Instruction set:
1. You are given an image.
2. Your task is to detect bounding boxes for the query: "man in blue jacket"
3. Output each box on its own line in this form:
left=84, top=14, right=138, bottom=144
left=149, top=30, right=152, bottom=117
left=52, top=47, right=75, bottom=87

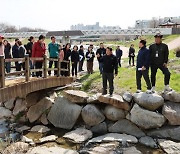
left=48, top=36, right=60, bottom=76
left=136, top=40, right=152, bottom=93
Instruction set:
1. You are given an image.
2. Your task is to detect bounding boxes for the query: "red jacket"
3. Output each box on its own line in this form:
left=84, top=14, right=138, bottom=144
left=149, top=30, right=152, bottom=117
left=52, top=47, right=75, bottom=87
left=32, top=41, right=46, bottom=58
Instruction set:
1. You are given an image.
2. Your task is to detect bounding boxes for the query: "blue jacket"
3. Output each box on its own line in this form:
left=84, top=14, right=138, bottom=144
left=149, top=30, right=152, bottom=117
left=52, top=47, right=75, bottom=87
left=116, top=49, right=123, bottom=58
left=136, top=47, right=150, bottom=70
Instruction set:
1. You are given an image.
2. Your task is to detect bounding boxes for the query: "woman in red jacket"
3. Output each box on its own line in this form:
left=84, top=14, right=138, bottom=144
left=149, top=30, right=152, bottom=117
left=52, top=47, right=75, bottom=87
left=32, top=35, right=46, bottom=77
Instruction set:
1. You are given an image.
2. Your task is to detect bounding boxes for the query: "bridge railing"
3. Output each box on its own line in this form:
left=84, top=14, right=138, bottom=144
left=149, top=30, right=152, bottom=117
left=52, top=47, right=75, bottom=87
left=0, top=55, right=70, bottom=88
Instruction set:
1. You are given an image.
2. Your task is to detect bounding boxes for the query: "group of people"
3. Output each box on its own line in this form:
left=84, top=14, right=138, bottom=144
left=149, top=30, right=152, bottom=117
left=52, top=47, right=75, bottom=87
left=0, top=33, right=173, bottom=95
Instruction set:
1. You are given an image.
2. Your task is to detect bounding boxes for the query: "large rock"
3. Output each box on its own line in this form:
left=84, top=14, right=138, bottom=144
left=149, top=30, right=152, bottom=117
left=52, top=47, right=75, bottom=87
left=63, top=90, right=88, bottom=103
left=4, top=98, right=15, bottom=110
left=91, top=122, right=108, bottom=135
left=87, top=133, right=138, bottom=144
left=133, top=92, right=164, bottom=111
left=162, top=90, right=180, bottom=103
left=126, top=104, right=166, bottom=129
left=123, top=92, right=133, bottom=103
left=63, top=128, right=92, bottom=143
left=87, top=93, right=101, bottom=103
left=147, top=126, right=180, bottom=141
left=48, top=97, right=82, bottom=129
left=104, top=105, right=125, bottom=121
left=16, top=125, right=31, bottom=133
left=13, top=99, right=26, bottom=116
left=26, top=92, right=42, bottom=108
left=98, top=94, right=130, bottom=111
left=30, top=125, right=50, bottom=133
left=27, top=97, right=53, bottom=123
left=0, top=107, right=12, bottom=119
left=39, top=135, right=58, bottom=143
left=81, top=104, right=105, bottom=126
left=40, top=113, right=48, bottom=125
left=139, top=136, right=157, bottom=148
left=108, top=119, right=145, bottom=138
left=26, top=146, right=78, bottom=154
left=3, top=142, right=29, bottom=154
left=162, top=101, right=180, bottom=125
left=158, top=139, right=180, bottom=154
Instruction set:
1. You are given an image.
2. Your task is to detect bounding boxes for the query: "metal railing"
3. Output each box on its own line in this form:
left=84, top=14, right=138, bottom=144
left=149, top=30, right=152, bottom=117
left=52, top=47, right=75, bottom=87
left=0, top=55, right=70, bottom=88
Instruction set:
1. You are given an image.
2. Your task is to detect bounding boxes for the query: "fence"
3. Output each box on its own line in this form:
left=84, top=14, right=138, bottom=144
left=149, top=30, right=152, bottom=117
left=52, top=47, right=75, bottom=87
left=0, top=55, right=70, bottom=88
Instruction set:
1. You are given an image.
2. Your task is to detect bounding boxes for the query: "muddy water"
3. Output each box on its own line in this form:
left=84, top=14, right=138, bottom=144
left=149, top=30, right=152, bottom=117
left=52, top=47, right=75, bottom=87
left=23, top=125, right=164, bottom=154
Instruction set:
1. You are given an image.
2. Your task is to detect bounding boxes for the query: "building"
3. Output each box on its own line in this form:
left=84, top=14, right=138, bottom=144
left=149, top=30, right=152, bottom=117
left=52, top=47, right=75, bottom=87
left=70, top=22, right=121, bottom=31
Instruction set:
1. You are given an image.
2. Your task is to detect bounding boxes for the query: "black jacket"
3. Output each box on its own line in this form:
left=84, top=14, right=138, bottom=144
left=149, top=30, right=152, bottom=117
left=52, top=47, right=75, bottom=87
left=149, top=43, right=169, bottom=66
left=25, top=42, right=33, bottom=57
left=129, top=47, right=135, bottom=57
left=78, top=49, right=85, bottom=61
left=4, top=43, right=11, bottom=59
left=116, top=49, right=123, bottom=58
left=137, top=46, right=150, bottom=69
left=102, top=54, right=118, bottom=74
left=19, top=46, right=25, bottom=58
left=71, top=50, right=79, bottom=63
left=86, top=51, right=95, bottom=62
left=12, top=44, right=19, bottom=58
left=63, top=48, right=71, bottom=61
left=96, top=47, right=106, bottom=62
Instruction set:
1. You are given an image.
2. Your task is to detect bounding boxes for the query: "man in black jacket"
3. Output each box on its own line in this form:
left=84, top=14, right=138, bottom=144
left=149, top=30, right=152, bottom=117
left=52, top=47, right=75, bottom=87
left=102, top=47, right=118, bottom=96
left=96, top=43, right=106, bottom=74
left=136, top=40, right=151, bottom=93
left=129, top=44, right=135, bottom=66
left=149, top=33, right=172, bottom=92
left=12, top=38, right=20, bottom=71
left=78, top=45, right=85, bottom=72
left=116, top=46, right=123, bottom=67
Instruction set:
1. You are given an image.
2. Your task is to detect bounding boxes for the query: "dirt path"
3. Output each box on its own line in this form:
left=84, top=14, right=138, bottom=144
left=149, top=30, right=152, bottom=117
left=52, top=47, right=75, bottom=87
left=168, top=37, right=180, bottom=50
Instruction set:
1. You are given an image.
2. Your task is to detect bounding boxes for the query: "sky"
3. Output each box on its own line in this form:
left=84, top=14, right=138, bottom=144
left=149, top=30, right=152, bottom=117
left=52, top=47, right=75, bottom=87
left=0, top=0, right=179, bottom=31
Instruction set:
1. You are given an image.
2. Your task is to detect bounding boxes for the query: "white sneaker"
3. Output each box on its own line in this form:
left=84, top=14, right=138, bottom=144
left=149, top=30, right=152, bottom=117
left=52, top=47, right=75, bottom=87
left=164, top=85, right=172, bottom=92
left=151, top=86, right=156, bottom=93
left=136, top=89, right=142, bottom=93
left=146, top=90, right=153, bottom=94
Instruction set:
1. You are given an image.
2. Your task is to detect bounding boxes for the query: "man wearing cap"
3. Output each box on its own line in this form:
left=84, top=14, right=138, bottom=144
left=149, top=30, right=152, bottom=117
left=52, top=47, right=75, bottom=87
left=136, top=40, right=151, bottom=93
left=149, top=33, right=172, bottom=92
left=0, top=36, right=5, bottom=56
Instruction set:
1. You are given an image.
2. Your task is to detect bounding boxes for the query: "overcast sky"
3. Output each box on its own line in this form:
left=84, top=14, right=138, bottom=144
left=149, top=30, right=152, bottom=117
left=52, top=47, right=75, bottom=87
left=0, top=0, right=179, bottom=31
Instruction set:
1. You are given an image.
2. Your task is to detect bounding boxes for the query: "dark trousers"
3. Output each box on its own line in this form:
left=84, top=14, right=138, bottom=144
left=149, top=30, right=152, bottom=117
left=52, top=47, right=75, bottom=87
left=117, top=57, right=122, bottom=67
left=129, top=56, right=135, bottom=66
left=15, top=62, right=20, bottom=71
left=87, top=61, right=93, bottom=74
left=61, top=61, right=69, bottom=76
left=19, top=63, right=25, bottom=71
left=79, top=60, right=84, bottom=72
left=102, top=72, right=114, bottom=95
left=29, top=60, right=35, bottom=76
left=48, top=59, right=58, bottom=76
left=5, top=62, right=11, bottom=73
left=99, top=62, right=103, bottom=74
left=72, top=62, right=78, bottom=76
left=151, top=65, right=171, bottom=87
left=35, top=62, right=43, bottom=77
left=136, top=69, right=151, bottom=90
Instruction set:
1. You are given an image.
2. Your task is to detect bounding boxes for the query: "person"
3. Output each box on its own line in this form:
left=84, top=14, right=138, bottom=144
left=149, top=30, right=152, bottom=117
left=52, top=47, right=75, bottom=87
left=61, top=43, right=71, bottom=76
left=3, top=40, right=12, bottom=73
left=25, top=36, right=35, bottom=76
left=86, top=46, right=95, bottom=74
left=48, top=36, right=60, bottom=76
left=78, top=45, right=85, bottom=72
left=96, top=43, right=106, bottom=74
left=129, top=44, right=135, bottom=66
left=12, top=38, right=20, bottom=71
left=32, top=35, right=46, bottom=77
left=136, top=40, right=152, bottom=93
left=102, top=47, right=118, bottom=96
left=17, top=41, right=26, bottom=70
left=149, top=33, right=172, bottom=92
left=71, top=45, right=79, bottom=77
left=116, top=46, right=123, bottom=67
left=0, top=36, right=4, bottom=56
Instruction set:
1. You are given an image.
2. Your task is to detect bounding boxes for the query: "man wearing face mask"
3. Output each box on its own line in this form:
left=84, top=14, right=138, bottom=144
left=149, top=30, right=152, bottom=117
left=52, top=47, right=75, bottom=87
left=149, top=33, right=172, bottom=93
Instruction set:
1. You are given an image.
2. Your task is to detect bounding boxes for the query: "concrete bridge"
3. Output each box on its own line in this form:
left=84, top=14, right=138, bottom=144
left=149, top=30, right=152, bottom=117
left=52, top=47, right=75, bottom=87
left=0, top=55, right=73, bottom=102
